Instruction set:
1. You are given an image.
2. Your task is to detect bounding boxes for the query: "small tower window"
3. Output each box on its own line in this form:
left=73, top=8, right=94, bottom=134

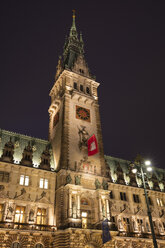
left=79, top=69, right=84, bottom=74
left=74, top=82, right=77, bottom=90
left=86, top=87, right=90, bottom=94
left=80, top=85, right=83, bottom=92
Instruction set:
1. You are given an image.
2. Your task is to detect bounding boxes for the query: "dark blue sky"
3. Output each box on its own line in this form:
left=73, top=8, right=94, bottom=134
left=0, top=0, right=165, bottom=168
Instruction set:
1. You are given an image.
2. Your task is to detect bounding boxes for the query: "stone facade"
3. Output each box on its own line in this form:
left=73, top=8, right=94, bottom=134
left=0, top=14, right=165, bottom=248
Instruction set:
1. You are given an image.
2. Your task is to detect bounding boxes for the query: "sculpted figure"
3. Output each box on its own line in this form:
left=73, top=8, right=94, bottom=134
left=95, top=179, right=101, bottom=189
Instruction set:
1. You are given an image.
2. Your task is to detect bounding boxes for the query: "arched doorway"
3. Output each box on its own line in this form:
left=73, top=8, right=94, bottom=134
left=11, top=242, right=20, bottom=248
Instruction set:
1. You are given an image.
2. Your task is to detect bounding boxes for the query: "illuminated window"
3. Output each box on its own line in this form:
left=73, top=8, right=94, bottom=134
left=15, top=206, right=25, bottom=223
left=36, top=208, right=46, bottom=225
left=157, top=198, right=164, bottom=207
left=39, top=178, right=48, bottom=189
left=35, top=244, right=44, bottom=248
left=0, top=204, right=4, bottom=221
left=11, top=242, right=20, bottom=248
left=81, top=212, right=87, bottom=229
left=19, top=175, right=29, bottom=186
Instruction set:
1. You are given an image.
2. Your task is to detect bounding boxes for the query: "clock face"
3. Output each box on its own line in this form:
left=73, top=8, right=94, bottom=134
left=76, top=105, right=90, bottom=122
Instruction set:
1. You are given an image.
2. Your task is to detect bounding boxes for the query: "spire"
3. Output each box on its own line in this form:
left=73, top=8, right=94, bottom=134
left=69, top=10, right=78, bottom=38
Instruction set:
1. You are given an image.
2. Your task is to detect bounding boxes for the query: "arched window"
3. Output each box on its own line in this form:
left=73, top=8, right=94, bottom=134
left=35, top=243, right=44, bottom=248
left=11, top=242, right=20, bottom=248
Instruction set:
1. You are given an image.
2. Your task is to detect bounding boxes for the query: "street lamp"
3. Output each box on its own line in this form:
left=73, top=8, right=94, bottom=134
left=131, top=158, right=158, bottom=248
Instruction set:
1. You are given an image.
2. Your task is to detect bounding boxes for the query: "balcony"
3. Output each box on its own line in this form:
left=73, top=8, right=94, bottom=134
left=0, top=221, right=56, bottom=232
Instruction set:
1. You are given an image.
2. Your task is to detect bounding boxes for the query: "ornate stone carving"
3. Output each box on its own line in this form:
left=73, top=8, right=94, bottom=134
left=78, top=126, right=89, bottom=152
left=75, top=175, right=81, bottom=185
left=95, top=179, right=101, bottom=189
left=66, top=174, right=72, bottom=184
left=102, top=179, right=108, bottom=190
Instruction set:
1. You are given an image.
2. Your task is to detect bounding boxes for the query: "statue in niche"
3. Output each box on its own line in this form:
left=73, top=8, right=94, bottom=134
left=6, top=205, right=14, bottom=220
left=55, top=56, right=63, bottom=80
left=75, top=175, right=81, bottom=185
left=95, top=179, right=101, bottom=189
left=29, top=209, right=34, bottom=221
left=132, top=219, right=139, bottom=231
left=66, top=174, right=72, bottom=184
left=78, top=126, right=89, bottom=151
left=118, top=218, right=123, bottom=230
left=102, top=179, right=108, bottom=190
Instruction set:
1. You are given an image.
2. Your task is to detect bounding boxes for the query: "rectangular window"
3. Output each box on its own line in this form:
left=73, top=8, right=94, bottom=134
left=19, top=175, right=29, bottom=186
left=24, top=176, right=29, bottom=186
left=36, top=208, right=46, bottom=225
left=123, top=217, right=130, bottom=224
left=86, top=86, right=90, bottom=94
left=19, top=175, right=24, bottom=185
left=40, top=178, right=44, bottom=188
left=39, top=178, right=48, bottom=189
left=15, top=206, right=25, bottom=223
left=0, top=171, right=10, bottom=182
left=133, top=194, right=140, bottom=203
left=44, top=179, right=48, bottom=189
left=157, top=198, right=164, bottom=207
left=80, top=84, right=83, bottom=92
left=148, top=197, right=152, bottom=205
left=109, top=191, right=114, bottom=199
left=120, top=192, right=127, bottom=201
left=137, top=219, right=143, bottom=224
left=74, top=82, right=77, bottom=89
left=0, top=204, right=4, bottom=221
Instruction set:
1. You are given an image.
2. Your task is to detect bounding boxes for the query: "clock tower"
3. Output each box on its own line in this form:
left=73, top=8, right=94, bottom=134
left=49, top=12, right=106, bottom=177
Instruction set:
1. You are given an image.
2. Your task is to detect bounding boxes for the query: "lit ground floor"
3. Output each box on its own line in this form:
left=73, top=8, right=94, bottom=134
left=0, top=228, right=165, bottom=248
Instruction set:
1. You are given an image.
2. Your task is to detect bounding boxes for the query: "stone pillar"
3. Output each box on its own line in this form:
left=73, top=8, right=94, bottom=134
left=77, top=194, right=80, bottom=218
left=99, top=198, right=103, bottom=220
left=106, top=199, right=110, bottom=220
left=68, top=192, right=72, bottom=217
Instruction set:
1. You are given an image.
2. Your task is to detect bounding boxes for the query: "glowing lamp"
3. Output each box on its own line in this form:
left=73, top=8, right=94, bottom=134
left=132, top=168, right=137, bottom=174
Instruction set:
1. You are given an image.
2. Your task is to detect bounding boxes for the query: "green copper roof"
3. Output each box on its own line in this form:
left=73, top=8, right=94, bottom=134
left=0, top=129, right=55, bottom=169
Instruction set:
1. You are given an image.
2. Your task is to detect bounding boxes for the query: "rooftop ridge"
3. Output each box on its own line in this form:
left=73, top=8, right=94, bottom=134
left=0, top=128, right=49, bottom=144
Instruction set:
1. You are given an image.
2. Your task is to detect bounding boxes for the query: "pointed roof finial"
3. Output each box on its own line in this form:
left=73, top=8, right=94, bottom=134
left=72, top=9, right=76, bottom=18
left=72, top=9, right=76, bottom=29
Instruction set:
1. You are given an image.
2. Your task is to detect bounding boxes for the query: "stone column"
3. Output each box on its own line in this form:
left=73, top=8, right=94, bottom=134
left=99, top=198, right=103, bottom=220
left=106, top=199, right=110, bottom=220
left=77, top=194, right=80, bottom=218
left=68, top=192, right=72, bottom=217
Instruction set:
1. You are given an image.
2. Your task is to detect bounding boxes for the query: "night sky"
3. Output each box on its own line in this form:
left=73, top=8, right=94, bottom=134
left=0, top=1, right=165, bottom=168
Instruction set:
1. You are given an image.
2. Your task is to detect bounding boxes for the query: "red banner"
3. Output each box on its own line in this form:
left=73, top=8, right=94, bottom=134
left=88, top=134, right=98, bottom=156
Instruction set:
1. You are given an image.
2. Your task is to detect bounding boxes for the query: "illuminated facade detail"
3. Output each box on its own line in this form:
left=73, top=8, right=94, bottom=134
left=0, top=14, right=165, bottom=248
left=19, top=175, right=29, bottom=186
left=39, top=178, right=48, bottom=189
left=36, top=208, right=46, bottom=225
left=15, top=206, right=25, bottom=223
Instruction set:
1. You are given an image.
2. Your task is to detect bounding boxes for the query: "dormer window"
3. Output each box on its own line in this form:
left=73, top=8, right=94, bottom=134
left=80, top=85, right=83, bottom=92
left=74, top=82, right=77, bottom=90
left=86, top=87, right=90, bottom=94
